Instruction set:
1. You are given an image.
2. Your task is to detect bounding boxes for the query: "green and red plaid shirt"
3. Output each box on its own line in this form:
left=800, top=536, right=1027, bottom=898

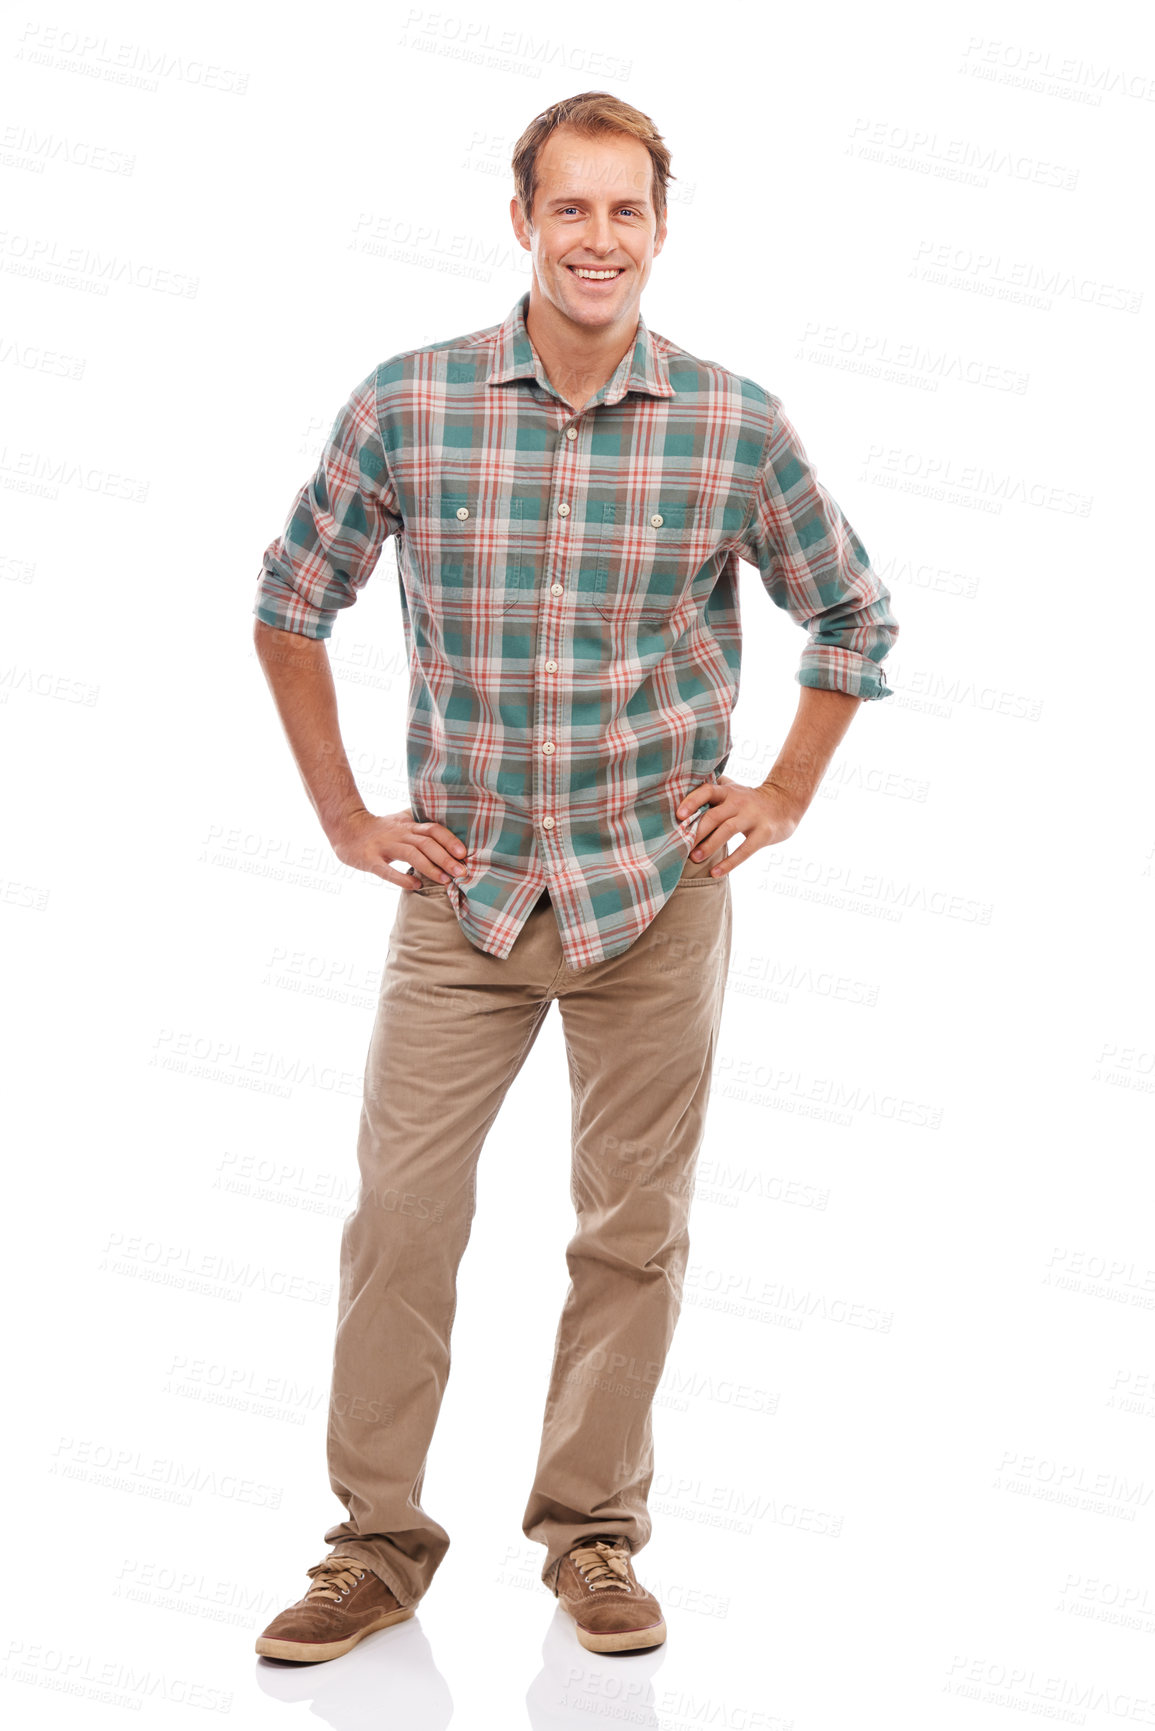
left=254, top=291, right=898, bottom=971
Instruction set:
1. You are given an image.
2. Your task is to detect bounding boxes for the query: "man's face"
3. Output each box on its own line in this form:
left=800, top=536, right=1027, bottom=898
left=511, top=125, right=666, bottom=330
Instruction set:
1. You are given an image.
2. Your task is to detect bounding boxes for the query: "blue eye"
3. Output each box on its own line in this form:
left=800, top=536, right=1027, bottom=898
left=558, top=206, right=640, bottom=218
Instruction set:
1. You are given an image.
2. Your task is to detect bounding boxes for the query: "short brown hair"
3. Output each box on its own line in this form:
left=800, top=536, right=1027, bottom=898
left=512, top=91, right=674, bottom=233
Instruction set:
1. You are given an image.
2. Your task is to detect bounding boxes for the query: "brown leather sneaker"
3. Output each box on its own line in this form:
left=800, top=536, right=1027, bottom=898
left=255, top=1555, right=414, bottom=1662
left=554, top=1536, right=667, bottom=1653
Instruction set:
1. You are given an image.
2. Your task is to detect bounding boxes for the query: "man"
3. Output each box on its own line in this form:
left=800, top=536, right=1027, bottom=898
left=251, top=91, right=898, bottom=1663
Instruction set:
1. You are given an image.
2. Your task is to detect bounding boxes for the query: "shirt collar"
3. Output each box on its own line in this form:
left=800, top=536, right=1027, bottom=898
left=487, top=290, right=675, bottom=407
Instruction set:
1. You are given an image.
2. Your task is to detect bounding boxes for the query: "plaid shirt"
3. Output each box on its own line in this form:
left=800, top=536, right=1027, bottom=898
left=254, top=291, right=898, bottom=971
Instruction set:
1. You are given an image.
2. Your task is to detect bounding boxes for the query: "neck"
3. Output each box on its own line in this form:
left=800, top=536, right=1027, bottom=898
left=524, top=288, right=638, bottom=413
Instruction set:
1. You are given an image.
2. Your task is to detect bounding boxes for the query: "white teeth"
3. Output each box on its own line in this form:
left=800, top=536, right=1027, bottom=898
left=571, top=267, right=622, bottom=280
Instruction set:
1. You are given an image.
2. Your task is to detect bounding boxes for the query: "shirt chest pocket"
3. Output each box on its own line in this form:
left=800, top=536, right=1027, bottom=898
left=590, top=498, right=728, bottom=621
left=412, top=485, right=529, bottom=615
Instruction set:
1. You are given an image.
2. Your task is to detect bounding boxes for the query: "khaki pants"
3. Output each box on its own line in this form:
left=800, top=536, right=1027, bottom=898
left=322, top=844, right=733, bottom=1606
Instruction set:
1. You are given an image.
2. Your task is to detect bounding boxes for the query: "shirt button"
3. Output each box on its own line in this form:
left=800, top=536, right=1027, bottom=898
left=550, top=582, right=564, bottom=596
left=557, top=502, right=570, bottom=517
left=650, top=513, right=663, bottom=528
left=542, top=816, right=556, bottom=830
left=456, top=507, right=470, bottom=521
left=565, top=427, right=577, bottom=441
left=542, top=741, right=556, bottom=755
left=545, top=659, right=558, bottom=672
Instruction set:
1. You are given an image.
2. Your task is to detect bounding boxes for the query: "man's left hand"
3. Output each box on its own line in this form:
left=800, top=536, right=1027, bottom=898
left=674, top=776, right=805, bottom=878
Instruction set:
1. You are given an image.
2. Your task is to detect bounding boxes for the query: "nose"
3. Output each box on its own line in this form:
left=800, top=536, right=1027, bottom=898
left=581, top=211, right=615, bottom=255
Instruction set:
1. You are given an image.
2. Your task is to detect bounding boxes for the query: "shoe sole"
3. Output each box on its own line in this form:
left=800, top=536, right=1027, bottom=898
left=255, top=1605, right=415, bottom=1662
left=573, top=1616, right=667, bottom=1654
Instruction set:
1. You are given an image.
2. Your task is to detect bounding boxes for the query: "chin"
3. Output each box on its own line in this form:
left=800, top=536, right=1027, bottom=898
left=556, top=279, right=630, bottom=314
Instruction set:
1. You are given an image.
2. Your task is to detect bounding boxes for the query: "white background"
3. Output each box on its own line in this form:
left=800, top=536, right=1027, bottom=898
left=3, top=0, right=1153, bottom=1725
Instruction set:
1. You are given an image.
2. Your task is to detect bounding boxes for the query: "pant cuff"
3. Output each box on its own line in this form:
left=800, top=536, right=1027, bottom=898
left=323, top=1542, right=417, bottom=1610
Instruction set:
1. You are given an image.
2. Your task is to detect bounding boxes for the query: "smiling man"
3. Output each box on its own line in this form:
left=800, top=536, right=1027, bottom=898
left=252, top=91, right=898, bottom=1663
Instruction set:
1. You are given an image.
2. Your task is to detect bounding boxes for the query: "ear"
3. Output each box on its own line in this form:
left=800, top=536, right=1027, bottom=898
left=510, top=196, right=532, bottom=252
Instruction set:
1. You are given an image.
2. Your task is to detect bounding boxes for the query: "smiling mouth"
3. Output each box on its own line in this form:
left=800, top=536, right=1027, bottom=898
left=566, top=265, right=626, bottom=282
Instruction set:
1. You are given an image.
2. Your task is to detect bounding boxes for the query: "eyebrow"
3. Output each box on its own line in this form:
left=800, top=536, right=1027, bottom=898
left=543, top=192, right=651, bottom=211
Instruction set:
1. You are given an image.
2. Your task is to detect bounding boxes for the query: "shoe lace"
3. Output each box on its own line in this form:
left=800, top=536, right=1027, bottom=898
left=570, top=1539, right=632, bottom=1591
left=303, top=1556, right=366, bottom=1604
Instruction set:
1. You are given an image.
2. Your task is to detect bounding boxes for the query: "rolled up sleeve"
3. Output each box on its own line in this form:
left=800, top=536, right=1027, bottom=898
left=253, top=365, right=402, bottom=640
left=738, top=396, right=899, bottom=700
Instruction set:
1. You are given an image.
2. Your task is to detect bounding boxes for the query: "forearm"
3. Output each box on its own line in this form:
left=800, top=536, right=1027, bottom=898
left=253, top=620, right=367, bottom=842
left=759, top=686, right=862, bottom=819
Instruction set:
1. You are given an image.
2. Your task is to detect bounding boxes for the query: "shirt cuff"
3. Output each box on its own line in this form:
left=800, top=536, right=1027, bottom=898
left=252, top=574, right=336, bottom=641
left=798, top=647, right=894, bottom=701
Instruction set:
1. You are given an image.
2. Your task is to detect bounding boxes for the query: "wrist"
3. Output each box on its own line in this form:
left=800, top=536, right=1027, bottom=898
left=758, top=775, right=811, bottom=826
left=320, top=800, right=370, bottom=848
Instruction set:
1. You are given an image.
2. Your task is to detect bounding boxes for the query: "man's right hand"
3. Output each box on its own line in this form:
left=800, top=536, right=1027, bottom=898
left=251, top=625, right=466, bottom=892
left=328, top=808, right=469, bottom=892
